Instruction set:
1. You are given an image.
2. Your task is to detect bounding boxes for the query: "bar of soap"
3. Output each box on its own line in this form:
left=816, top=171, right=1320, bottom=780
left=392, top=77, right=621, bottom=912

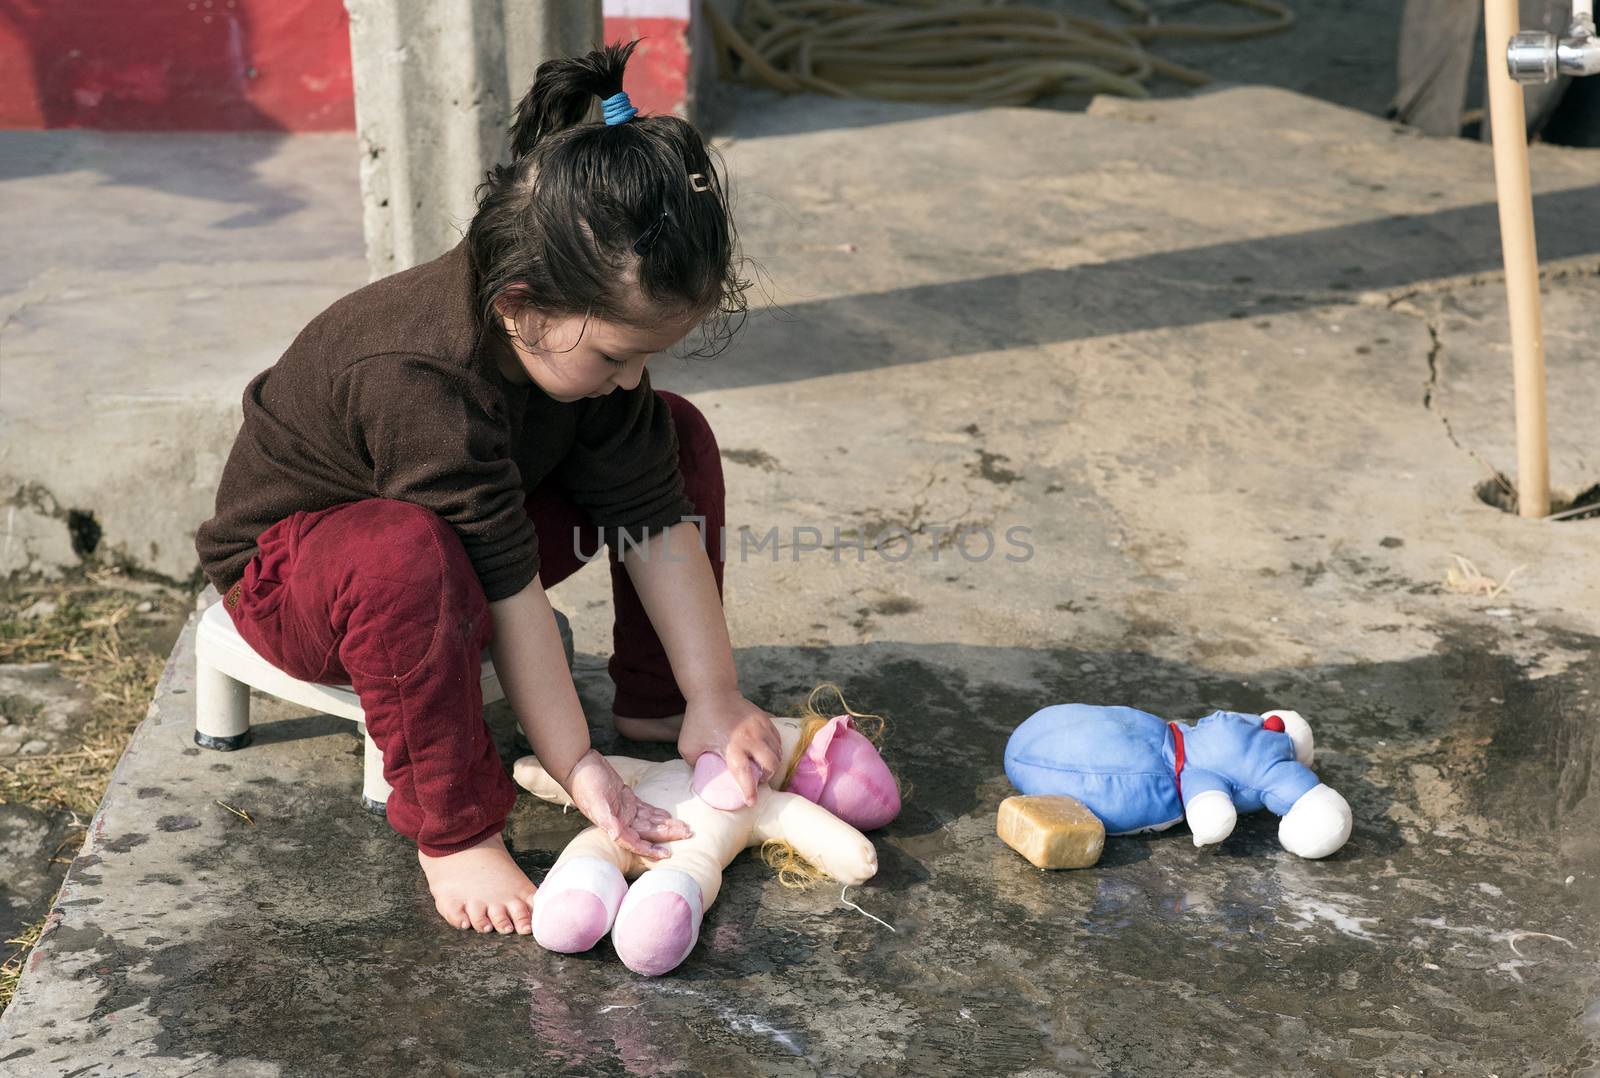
left=997, top=795, right=1105, bottom=869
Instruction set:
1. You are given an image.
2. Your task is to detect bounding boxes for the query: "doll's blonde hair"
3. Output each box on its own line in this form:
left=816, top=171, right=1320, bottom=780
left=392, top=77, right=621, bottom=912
left=760, top=683, right=893, bottom=889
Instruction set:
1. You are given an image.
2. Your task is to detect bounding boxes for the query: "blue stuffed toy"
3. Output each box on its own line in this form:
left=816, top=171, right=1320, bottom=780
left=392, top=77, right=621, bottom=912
left=1004, top=705, right=1352, bottom=858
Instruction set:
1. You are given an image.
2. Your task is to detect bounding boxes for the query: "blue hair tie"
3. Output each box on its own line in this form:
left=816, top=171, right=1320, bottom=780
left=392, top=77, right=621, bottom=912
left=601, top=91, right=637, bottom=126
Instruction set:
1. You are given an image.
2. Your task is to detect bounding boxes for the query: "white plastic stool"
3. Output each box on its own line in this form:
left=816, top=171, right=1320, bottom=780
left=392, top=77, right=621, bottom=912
left=194, top=600, right=505, bottom=815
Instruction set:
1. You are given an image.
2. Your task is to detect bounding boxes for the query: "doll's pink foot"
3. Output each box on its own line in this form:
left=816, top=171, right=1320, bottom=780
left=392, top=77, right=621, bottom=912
left=532, top=857, right=628, bottom=953
left=611, top=868, right=704, bottom=976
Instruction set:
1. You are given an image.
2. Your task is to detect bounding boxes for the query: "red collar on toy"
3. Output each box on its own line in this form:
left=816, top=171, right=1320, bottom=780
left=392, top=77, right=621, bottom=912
left=1167, top=721, right=1186, bottom=801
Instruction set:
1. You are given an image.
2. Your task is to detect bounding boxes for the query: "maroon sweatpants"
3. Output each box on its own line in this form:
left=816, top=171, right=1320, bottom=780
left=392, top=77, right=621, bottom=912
left=223, top=391, right=725, bottom=856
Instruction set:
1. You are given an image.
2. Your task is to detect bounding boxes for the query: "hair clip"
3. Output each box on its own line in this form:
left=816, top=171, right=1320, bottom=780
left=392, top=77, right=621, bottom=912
left=689, top=173, right=711, bottom=193
left=632, top=210, right=670, bottom=256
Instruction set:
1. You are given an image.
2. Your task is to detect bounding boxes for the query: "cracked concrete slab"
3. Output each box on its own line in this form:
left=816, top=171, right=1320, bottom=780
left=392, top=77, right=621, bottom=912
left=1404, top=272, right=1600, bottom=500
left=3, top=87, right=1600, bottom=1075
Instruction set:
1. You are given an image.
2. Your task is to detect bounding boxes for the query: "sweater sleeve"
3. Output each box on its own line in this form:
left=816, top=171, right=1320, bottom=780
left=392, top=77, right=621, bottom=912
left=556, top=369, right=694, bottom=551
left=337, top=354, right=538, bottom=601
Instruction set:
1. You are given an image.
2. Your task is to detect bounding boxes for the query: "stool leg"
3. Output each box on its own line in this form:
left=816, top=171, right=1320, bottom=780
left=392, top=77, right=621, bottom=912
left=361, top=724, right=391, bottom=816
left=195, top=657, right=252, bottom=751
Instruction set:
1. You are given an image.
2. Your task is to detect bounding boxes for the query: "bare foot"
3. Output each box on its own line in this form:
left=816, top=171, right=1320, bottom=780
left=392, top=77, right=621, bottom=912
left=614, top=713, right=684, bottom=743
left=418, top=833, right=537, bottom=935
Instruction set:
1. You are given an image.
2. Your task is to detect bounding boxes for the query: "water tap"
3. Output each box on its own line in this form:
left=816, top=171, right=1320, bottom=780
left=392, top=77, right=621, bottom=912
left=1508, top=0, right=1600, bottom=82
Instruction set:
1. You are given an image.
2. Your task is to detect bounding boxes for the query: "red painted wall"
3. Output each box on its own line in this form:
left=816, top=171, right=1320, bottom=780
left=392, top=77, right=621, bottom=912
left=0, top=0, right=353, bottom=130
left=607, top=17, right=690, bottom=118
left=0, top=2, right=690, bottom=131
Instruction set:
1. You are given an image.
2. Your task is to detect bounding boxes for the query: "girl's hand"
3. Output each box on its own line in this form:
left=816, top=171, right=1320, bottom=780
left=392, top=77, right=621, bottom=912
left=563, top=749, right=691, bottom=859
left=679, top=691, right=783, bottom=806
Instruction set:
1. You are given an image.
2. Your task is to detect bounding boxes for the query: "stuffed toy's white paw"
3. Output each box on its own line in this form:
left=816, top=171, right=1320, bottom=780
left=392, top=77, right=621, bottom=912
left=1185, top=789, right=1238, bottom=847
left=1277, top=783, right=1353, bottom=859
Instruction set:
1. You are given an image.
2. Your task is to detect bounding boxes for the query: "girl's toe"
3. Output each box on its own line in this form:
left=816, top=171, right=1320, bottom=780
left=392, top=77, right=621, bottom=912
left=467, top=901, right=493, bottom=933
left=489, top=905, right=516, bottom=934
left=436, top=899, right=469, bottom=929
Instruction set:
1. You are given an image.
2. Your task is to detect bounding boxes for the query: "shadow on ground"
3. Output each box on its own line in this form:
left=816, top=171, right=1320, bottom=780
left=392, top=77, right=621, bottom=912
left=0, top=131, right=308, bottom=230
left=666, top=184, right=1600, bottom=393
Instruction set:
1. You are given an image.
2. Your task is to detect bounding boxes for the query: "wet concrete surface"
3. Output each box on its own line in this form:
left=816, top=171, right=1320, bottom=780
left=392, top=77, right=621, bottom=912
left=4, top=87, right=1600, bottom=1074
left=2, top=614, right=1598, bottom=1075
left=0, top=802, right=75, bottom=946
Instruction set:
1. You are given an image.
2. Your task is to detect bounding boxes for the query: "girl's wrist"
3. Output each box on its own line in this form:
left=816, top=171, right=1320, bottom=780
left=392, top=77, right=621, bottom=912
left=557, top=747, right=602, bottom=791
left=682, top=682, right=742, bottom=707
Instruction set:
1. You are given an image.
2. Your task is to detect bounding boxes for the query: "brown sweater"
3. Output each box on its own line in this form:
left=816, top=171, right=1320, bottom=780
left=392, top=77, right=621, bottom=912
left=195, top=242, right=693, bottom=602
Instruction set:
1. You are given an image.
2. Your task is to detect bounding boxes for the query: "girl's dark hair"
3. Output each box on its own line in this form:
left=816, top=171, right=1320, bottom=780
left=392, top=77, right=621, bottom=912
left=467, top=41, right=746, bottom=356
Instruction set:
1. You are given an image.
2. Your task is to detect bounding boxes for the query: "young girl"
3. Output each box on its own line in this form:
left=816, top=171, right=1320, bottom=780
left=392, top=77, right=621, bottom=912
left=194, top=43, right=781, bottom=937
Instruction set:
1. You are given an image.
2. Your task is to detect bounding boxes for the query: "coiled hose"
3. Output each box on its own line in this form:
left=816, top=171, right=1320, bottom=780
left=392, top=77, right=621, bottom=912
left=703, top=0, right=1296, bottom=104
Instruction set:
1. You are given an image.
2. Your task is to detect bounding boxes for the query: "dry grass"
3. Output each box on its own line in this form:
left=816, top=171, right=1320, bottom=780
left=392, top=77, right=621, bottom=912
left=0, top=570, right=175, bottom=815
left=0, top=918, right=46, bottom=1014
left=0, top=569, right=188, bottom=1017
left=1443, top=554, right=1525, bottom=599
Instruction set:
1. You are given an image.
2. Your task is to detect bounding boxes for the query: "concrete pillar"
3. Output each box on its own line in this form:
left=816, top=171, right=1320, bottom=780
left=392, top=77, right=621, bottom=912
left=346, top=0, right=603, bottom=279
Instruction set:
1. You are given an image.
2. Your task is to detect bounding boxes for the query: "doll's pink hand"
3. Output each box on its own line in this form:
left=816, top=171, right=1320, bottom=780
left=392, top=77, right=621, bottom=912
left=678, top=691, right=781, bottom=806
left=564, top=750, right=692, bottom=859
left=691, top=753, right=765, bottom=811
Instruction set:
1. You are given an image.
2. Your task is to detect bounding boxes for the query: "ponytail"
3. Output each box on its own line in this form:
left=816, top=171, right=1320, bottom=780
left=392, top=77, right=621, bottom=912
left=468, top=41, right=747, bottom=357
left=508, top=41, right=635, bottom=161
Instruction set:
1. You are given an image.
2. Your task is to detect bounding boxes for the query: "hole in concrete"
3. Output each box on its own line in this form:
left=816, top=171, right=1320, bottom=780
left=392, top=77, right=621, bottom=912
left=66, top=509, right=101, bottom=557
left=1476, top=475, right=1600, bottom=522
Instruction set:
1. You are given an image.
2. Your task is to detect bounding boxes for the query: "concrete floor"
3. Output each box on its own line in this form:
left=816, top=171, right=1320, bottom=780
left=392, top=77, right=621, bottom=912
left=3, top=87, right=1600, bottom=1075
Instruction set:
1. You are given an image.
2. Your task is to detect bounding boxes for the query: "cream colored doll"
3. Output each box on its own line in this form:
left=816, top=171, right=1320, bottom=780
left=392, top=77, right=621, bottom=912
left=513, top=697, right=900, bottom=976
